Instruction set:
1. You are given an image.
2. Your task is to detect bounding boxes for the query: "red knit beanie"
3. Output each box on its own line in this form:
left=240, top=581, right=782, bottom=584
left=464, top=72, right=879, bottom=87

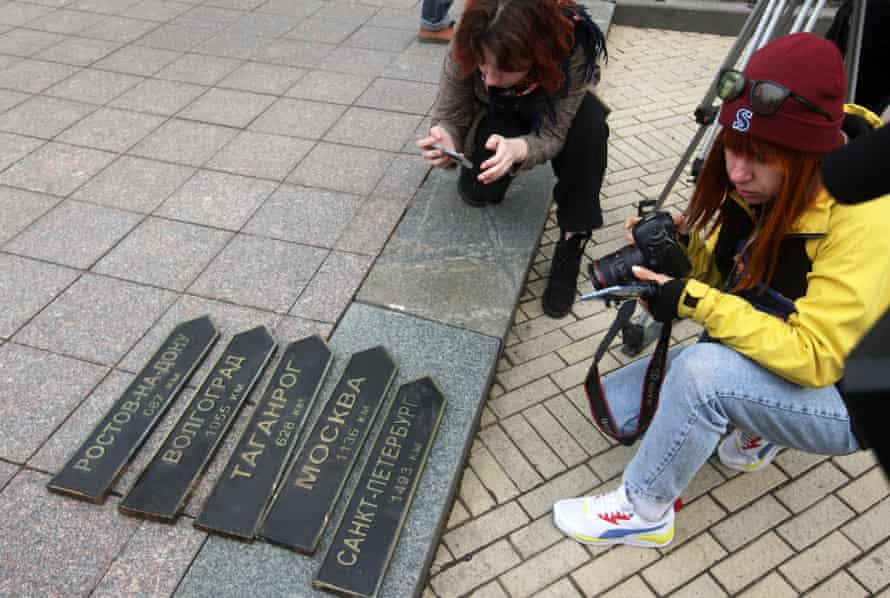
left=718, top=32, right=847, bottom=153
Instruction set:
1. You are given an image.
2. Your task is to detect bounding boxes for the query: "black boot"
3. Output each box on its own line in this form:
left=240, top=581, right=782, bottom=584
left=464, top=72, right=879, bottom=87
left=542, top=231, right=590, bottom=318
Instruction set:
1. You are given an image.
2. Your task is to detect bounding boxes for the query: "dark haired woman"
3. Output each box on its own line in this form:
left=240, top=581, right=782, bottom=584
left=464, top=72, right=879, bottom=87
left=552, top=33, right=890, bottom=548
left=418, top=0, right=609, bottom=318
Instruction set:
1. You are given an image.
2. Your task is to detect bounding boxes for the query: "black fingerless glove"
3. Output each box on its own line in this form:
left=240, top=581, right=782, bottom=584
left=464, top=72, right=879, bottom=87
left=646, top=279, right=687, bottom=323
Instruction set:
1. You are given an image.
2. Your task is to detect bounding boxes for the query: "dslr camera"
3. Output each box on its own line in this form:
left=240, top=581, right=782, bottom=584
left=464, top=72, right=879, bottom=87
left=589, top=211, right=692, bottom=290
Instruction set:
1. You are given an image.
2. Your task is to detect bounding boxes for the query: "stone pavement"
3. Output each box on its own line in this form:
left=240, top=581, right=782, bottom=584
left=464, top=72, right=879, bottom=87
left=0, top=0, right=887, bottom=597
left=424, top=23, right=890, bottom=598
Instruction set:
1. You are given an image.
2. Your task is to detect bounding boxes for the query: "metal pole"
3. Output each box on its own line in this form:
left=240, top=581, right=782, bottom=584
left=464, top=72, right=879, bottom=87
left=845, top=0, right=867, bottom=103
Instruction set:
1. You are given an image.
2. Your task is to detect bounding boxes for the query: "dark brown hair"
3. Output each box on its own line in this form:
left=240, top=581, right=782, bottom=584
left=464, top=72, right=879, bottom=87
left=452, top=0, right=575, bottom=94
left=686, top=128, right=825, bottom=291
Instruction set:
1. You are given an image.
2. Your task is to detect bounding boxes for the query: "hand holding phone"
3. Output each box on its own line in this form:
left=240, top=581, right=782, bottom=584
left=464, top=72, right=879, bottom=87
left=430, top=143, right=474, bottom=169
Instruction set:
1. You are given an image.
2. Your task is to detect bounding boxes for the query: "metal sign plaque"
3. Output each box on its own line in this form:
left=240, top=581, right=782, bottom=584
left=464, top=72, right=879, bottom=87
left=47, top=316, right=219, bottom=503
left=194, top=335, right=333, bottom=540
left=119, top=326, right=276, bottom=522
left=314, top=378, right=446, bottom=598
left=259, top=346, right=397, bottom=554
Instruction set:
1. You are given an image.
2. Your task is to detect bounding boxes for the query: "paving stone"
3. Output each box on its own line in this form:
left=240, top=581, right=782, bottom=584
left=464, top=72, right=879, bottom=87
left=711, top=494, right=791, bottom=552
left=447, top=499, right=471, bottom=530
left=178, top=87, right=275, bottom=128
left=468, top=444, right=520, bottom=504
left=325, top=106, right=422, bottom=152
left=366, top=7, right=419, bottom=30
left=807, top=571, right=870, bottom=598
left=497, top=353, right=564, bottom=391
left=6, top=199, right=141, bottom=268
left=0, top=28, right=64, bottom=57
left=683, top=461, right=728, bottom=503
left=0, top=343, right=108, bottom=462
left=45, top=68, right=142, bottom=105
left=156, top=169, right=277, bottom=231
left=479, top=424, right=543, bottom=492
left=0, top=460, right=18, bottom=490
left=833, top=450, right=880, bottom=477
left=193, top=29, right=267, bottom=59
left=470, top=581, right=510, bottom=598
left=774, top=461, right=849, bottom=513
left=135, top=20, right=224, bottom=52
left=217, top=61, right=306, bottom=95
left=289, top=250, right=372, bottom=322
left=0, top=87, right=29, bottom=113
left=205, top=131, right=311, bottom=181
left=93, top=216, right=232, bottom=290
left=109, top=78, right=207, bottom=115
left=506, top=329, right=573, bottom=365
left=345, top=25, right=416, bottom=53
left=178, top=4, right=243, bottom=22
left=224, top=11, right=298, bottom=35
left=273, top=315, right=332, bottom=342
left=251, top=38, right=334, bottom=68
left=58, top=107, right=166, bottom=153
left=249, top=97, right=345, bottom=140
left=737, top=571, right=798, bottom=598
left=519, top=465, right=598, bottom=519
left=0, top=186, right=60, bottom=246
left=124, top=0, right=192, bottom=21
left=0, top=131, right=42, bottom=174
left=838, top=467, right=890, bottom=513
left=334, top=192, right=411, bottom=256
left=665, top=495, right=726, bottom=552
left=256, top=0, right=323, bottom=18
left=383, top=51, right=442, bottom=84
left=318, top=46, right=397, bottom=77
left=711, top=531, right=794, bottom=594
left=459, top=466, right=496, bottom=517
left=571, top=544, right=659, bottom=595
left=285, top=15, right=360, bottom=44
left=587, top=444, right=637, bottom=482
left=429, top=540, right=521, bottom=598
left=81, top=15, right=161, bottom=43
left=601, top=576, right=656, bottom=598
left=29, top=8, right=105, bottom=34
left=189, top=234, right=326, bottom=313
left=842, top=497, right=890, bottom=551
left=500, top=538, right=589, bottom=598
left=485, top=377, right=560, bottom=419
left=642, top=533, right=727, bottom=595
left=525, top=403, right=588, bottom=467
left=15, top=273, right=176, bottom=365
left=244, top=183, right=362, bottom=246
left=0, top=3, right=53, bottom=27
left=502, top=412, right=565, bottom=478
left=284, top=68, right=373, bottom=104
left=0, top=95, right=96, bottom=139
left=372, top=152, right=430, bottom=199
left=92, top=517, right=207, bottom=598
left=779, top=531, right=861, bottom=592
left=671, top=574, right=728, bottom=598
left=0, top=254, right=78, bottom=339
left=545, top=393, right=612, bottom=457
left=0, top=58, right=80, bottom=94
left=711, top=464, right=788, bottom=512
left=288, top=142, right=392, bottom=195
left=28, top=370, right=130, bottom=472
left=72, top=156, right=194, bottom=213
left=93, top=44, right=182, bottom=76
left=444, top=501, right=528, bottom=559
left=849, top=540, right=890, bottom=594
left=774, top=448, right=828, bottom=478
left=0, top=470, right=140, bottom=596
left=778, top=494, right=856, bottom=551
left=3, top=141, right=116, bottom=197
left=129, top=119, right=237, bottom=167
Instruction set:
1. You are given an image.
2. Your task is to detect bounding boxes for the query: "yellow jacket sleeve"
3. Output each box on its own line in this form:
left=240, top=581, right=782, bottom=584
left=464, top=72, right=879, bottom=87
left=678, top=195, right=890, bottom=387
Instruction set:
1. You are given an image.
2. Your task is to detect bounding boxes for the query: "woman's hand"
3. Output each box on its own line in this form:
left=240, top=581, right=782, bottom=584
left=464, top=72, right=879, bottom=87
left=631, top=265, right=673, bottom=286
left=418, top=126, right=458, bottom=168
left=479, top=135, right=528, bottom=183
left=623, top=212, right=688, bottom=244
left=633, top=265, right=687, bottom=323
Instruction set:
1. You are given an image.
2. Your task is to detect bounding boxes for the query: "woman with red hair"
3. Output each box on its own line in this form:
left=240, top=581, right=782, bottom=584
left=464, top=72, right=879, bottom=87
left=554, top=33, right=890, bottom=548
left=418, top=0, right=609, bottom=319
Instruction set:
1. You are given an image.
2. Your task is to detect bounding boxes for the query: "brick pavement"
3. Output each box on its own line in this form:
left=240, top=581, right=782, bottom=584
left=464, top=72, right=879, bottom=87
left=424, top=25, right=890, bottom=598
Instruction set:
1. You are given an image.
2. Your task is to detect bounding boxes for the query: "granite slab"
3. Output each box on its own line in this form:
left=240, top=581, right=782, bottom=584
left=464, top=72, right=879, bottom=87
left=175, top=301, right=500, bottom=598
left=357, top=166, right=555, bottom=339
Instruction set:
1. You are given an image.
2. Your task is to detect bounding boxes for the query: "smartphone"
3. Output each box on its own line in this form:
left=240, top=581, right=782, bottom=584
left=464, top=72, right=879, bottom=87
left=430, top=143, right=474, bottom=169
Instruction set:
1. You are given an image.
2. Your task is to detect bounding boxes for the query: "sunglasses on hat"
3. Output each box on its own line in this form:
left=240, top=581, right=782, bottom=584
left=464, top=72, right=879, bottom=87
left=717, top=69, right=834, bottom=122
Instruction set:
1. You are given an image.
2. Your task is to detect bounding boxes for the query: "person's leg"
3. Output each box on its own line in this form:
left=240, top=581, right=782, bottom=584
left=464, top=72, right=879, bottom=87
left=544, top=92, right=609, bottom=317
left=623, top=342, right=859, bottom=507
left=419, top=0, right=454, bottom=42
left=458, top=107, right=528, bottom=206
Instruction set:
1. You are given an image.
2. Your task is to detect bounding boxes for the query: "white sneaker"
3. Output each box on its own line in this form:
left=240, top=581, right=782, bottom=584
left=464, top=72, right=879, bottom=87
left=553, top=484, right=674, bottom=548
left=718, top=429, right=781, bottom=472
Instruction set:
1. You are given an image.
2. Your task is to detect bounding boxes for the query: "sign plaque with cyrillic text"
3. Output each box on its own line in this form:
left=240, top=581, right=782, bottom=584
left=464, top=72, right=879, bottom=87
left=119, top=326, right=276, bottom=522
left=47, top=316, right=219, bottom=503
left=260, top=346, right=397, bottom=554
left=195, top=335, right=333, bottom=540
left=314, top=377, right=446, bottom=598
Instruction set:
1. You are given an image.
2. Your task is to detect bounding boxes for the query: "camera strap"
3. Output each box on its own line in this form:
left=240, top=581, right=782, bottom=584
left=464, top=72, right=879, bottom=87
left=584, top=300, right=673, bottom=446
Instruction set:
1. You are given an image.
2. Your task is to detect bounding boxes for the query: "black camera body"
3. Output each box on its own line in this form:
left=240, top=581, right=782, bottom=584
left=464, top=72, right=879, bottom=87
left=589, top=211, right=692, bottom=290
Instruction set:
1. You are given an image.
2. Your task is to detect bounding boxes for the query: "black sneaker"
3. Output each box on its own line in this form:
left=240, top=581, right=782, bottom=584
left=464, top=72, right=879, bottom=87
left=542, top=231, right=589, bottom=318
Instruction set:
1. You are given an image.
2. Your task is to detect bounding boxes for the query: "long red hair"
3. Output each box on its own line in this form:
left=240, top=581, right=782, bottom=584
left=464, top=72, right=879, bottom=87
left=686, top=129, right=825, bottom=291
left=452, top=0, right=576, bottom=94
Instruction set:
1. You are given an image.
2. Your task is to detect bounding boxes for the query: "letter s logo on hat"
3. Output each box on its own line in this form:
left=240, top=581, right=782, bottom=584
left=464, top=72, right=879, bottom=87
left=732, top=108, right=753, bottom=132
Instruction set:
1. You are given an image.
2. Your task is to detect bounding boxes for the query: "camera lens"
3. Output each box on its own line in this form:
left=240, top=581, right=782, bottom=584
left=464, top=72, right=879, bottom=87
left=589, top=245, right=644, bottom=289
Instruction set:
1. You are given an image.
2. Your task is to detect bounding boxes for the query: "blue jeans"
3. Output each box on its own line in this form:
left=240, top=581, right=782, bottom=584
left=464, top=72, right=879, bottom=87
left=421, top=0, right=453, bottom=30
left=603, top=342, right=859, bottom=504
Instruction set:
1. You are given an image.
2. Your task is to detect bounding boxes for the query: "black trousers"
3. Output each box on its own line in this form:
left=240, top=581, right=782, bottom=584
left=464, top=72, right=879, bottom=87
left=460, top=92, right=609, bottom=231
